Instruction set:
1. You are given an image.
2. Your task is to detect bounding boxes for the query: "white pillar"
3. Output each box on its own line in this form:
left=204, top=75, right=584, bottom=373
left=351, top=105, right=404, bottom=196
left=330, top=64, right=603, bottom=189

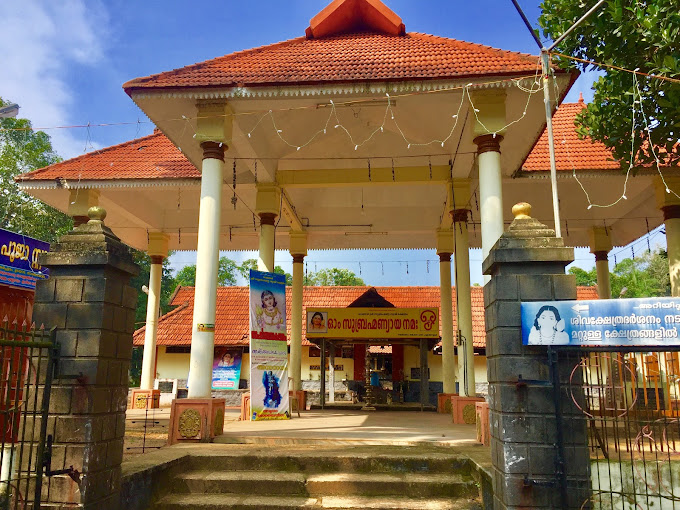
left=475, top=135, right=504, bottom=282
left=436, top=229, right=455, bottom=394
left=329, top=343, right=336, bottom=403
left=589, top=226, right=613, bottom=299
left=188, top=142, right=224, bottom=398
left=289, top=233, right=307, bottom=392
left=664, top=207, right=680, bottom=297
left=140, top=254, right=164, bottom=390
left=452, top=209, right=476, bottom=396
left=255, top=185, right=281, bottom=273
left=258, top=214, right=276, bottom=272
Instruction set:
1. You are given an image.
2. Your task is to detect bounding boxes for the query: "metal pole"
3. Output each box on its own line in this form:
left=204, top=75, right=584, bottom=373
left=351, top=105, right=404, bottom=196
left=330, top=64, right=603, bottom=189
left=542, top=49, right=562, bottom=238
left=548, top=0, right=607, bottom=52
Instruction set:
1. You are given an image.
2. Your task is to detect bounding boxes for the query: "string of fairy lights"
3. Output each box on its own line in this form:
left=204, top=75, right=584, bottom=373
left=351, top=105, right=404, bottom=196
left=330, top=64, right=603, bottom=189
left=2, top=42, right=677, bottom=278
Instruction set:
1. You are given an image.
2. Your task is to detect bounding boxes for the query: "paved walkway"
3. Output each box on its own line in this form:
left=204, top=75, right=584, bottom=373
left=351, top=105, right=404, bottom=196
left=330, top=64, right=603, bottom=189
left=215, top=410, right=478, bottom=447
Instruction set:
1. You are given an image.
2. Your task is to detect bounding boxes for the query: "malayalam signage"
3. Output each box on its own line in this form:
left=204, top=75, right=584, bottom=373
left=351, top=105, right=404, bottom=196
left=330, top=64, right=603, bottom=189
left=0, top=229, right=49, bottom=290
left=305, top=307, right=439, bottom=339
left=521, top=297, right=680, bottom=347
left=249, top=270, right=289, bottom=420
left=212, top=347, right=242, bottom=390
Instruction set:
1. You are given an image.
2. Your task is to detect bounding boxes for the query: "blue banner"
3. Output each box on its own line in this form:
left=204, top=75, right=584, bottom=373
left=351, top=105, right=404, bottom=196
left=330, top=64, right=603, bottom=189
left=0, top=229, right=50, bottom=290
left=212, top=348, right=242, bottom=390
left=521, top=297, right=680, bottom=347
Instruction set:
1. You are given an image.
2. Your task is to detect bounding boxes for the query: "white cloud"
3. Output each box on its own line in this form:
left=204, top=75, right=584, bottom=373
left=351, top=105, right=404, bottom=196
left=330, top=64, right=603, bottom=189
left=0, top=0, right=108, bottom=159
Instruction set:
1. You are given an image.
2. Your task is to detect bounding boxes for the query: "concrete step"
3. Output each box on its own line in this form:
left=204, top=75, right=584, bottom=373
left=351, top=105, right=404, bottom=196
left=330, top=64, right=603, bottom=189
left=173, top=471, right=307, bottom=496
left=171, top=470, right=476, bottom=499
left=187, top=451, right=471, bottom=476
left=153, top=494, right=482, bottom=510
left=305, top=472, right=478, bottom=499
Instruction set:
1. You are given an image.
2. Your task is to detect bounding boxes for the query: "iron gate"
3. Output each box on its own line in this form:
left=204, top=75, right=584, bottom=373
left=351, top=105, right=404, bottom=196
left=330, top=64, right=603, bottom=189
left=557, top=346, right=680, bottom=509
left=0, top=319, right=57, bottom=510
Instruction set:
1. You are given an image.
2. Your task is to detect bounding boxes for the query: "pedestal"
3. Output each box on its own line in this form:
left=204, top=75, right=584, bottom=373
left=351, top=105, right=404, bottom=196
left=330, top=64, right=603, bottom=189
left=437, top=393, right=457, bottom=414
left=476, top=401, right=490, bottom=445
left=450, top=395, right=485, bottom=424
left=168, top=398, right=226, bottom=445
left=130, top=389, right=160, bottom=409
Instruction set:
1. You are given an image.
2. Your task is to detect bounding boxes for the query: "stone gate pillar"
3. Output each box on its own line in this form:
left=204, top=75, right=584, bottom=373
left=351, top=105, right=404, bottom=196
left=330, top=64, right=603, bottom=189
left=31, top=207, right=139, bottom=510
left=483, top=203, right=590, bottom=509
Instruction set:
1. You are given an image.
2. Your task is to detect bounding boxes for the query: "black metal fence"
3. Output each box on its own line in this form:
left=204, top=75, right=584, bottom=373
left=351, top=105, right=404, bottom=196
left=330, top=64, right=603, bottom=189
left=558, top=347, right=680, bottom=509
left=0, top=319, right=57, bottom=510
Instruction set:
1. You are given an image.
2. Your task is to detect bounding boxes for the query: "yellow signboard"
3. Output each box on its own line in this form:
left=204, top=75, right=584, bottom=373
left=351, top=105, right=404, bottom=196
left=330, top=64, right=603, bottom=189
left=306, top=307, right=439, bottom=339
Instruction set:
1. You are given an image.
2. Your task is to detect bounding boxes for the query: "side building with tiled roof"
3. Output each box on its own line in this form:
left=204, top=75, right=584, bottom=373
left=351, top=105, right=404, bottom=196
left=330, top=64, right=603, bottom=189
left=133, top=285, right=598, bottom=397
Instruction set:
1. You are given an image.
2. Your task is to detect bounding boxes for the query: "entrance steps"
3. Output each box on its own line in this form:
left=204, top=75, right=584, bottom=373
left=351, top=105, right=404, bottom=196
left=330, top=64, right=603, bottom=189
left=152, top=445, right=483, bottom=509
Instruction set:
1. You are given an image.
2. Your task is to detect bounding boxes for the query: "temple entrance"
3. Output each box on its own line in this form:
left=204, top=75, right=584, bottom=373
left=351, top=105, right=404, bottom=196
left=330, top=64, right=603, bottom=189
left=308, top=288, right=439, bottom=411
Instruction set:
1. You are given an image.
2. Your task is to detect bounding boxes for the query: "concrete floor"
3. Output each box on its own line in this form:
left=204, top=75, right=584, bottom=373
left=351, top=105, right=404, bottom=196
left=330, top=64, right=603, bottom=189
left=124, top=408, right=478, bottom=447
left=215, top=410, right=478, bottom=447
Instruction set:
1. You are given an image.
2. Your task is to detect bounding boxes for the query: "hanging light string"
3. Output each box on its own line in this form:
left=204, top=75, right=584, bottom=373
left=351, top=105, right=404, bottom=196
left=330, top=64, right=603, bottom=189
left=550, top=52, right=680, bottom=85
left=551, top=69, right=679, bottom=210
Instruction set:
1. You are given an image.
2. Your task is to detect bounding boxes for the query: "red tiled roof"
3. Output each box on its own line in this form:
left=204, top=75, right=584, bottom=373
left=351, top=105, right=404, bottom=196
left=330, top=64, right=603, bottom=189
left=123, top=32, right=541, bottom=92
left=523, top=99, right=619, bottom=172
left=18, top=131, right=198, bottom=182
left=133, top=285, right=599, bottom=350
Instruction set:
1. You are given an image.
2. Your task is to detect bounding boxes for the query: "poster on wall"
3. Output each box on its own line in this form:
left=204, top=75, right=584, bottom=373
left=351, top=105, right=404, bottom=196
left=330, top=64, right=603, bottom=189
left=249, top=270, right=289, bottom=420
left=212, top=348, right=243, bottom=390
left=0, top=229, right=50, bottom=290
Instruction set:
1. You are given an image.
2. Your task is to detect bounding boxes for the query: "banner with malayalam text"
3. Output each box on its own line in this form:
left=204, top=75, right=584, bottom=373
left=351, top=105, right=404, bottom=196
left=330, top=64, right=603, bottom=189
left=0, top=229, right=49, bottom=290
left=249, top=270, right=289, bottom=420
left=305, top=307, right=439, bottom=339
left=521, top=297, right=680, bottom=347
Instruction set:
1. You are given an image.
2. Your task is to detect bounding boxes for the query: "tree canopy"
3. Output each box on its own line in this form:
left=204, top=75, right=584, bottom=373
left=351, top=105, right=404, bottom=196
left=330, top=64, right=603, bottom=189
left=539, top=0, right=679, bottom=167
left=304, top=267, right=365, bottom=286
left=569, top=249, right=670, bottom=298
left=0, top=98, right=72, bottom=242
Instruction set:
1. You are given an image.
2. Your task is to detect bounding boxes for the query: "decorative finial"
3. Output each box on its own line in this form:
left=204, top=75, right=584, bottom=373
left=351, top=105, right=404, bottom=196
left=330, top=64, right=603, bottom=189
left=578, top=92, right=584, bottom=103
left=512, top=202, right=532, bottom=219
left=87, top=206, right=107, bottom=224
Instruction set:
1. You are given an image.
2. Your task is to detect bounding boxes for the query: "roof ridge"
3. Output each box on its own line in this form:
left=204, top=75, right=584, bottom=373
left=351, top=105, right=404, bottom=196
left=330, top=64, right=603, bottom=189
left=20, top=130, right=168, bottom=180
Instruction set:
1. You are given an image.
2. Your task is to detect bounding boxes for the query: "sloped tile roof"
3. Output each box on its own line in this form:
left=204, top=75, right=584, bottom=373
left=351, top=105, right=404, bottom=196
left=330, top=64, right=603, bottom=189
left=18, top=131, right=198, bottom=182
left=523, top=100, right=620, bottom=172
left=133, top=285, right=599, bottom=350
left=123, top=32, right=541, bottom=92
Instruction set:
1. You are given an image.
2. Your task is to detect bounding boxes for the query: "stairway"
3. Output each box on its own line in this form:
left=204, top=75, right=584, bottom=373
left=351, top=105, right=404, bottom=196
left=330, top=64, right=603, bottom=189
left=152, top=445, right=483, bottom=509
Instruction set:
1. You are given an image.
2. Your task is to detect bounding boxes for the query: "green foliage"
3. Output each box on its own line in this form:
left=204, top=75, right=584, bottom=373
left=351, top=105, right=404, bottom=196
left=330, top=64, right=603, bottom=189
left=539, top=0, right=680, bottom=167
left=610, top=249, right=669, bottom=298
left=238, top=258, right=292, bottom=285
left=175, top=257, right=244, bottom=287
left=570, top=249, right=669, bottom=298
left=568, top=266, right=598, bottom=287
left=304, top=267, right=365, bottom=286
left=0, top=98, right=72, bottom=242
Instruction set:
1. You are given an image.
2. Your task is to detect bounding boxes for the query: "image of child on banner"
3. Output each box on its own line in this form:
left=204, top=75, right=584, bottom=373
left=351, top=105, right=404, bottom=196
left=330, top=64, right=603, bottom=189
left=257, top=289, right=284, bottom=333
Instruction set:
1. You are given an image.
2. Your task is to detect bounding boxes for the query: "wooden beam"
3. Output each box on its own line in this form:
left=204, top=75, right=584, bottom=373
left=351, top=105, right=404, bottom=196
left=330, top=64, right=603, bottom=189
left=277, top=165, right=451, bottom=188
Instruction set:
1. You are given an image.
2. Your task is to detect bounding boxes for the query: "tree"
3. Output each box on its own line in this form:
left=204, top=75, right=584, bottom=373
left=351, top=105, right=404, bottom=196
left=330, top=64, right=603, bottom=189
left=238, top=258, right=292, bottom=286
left=568, top=266, right=597, bottom=287
left=175, top=256, right=242, bottom=287
left=539, top=0, right=679, bottom=167
left=304, top=267, right=365, bottom=286
left=569, top=249, right=669, bottom=298
left=0, top=98, right=73, bottom=242
left=610, top=249, right=670, bottom=298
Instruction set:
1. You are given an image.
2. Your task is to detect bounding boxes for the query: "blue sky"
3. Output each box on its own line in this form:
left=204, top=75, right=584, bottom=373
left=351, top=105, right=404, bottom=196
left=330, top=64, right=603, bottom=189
left=1, top=0, right=660, bottom=286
